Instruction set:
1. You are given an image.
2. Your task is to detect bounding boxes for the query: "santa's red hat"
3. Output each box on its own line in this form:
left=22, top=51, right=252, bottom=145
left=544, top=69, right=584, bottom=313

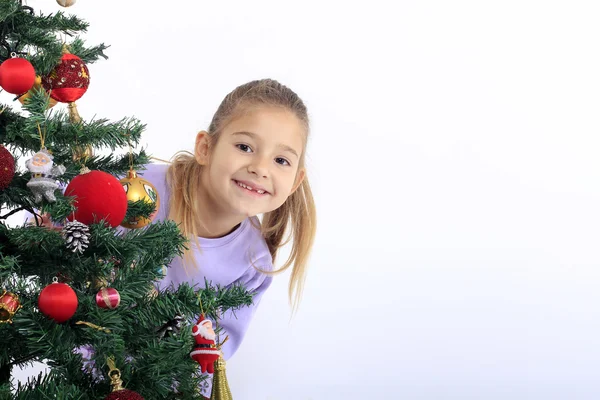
left=191, top=314, right=212, bottom=336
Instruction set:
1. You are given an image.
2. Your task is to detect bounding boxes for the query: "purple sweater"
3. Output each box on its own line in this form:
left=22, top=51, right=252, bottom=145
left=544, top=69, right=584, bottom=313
left=140, top=163, right=274, bottom=360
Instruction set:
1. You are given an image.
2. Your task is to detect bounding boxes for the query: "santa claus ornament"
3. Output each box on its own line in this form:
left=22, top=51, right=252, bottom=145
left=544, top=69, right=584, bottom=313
left=25, top=148, right=66, bottom=203
left=190, top=314, right=221, bottom=374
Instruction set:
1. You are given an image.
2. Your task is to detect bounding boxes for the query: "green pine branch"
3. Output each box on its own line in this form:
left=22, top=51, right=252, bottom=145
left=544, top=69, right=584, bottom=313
left=4, top=91, right=146, bottom=154
left=123, top=198, right=157, bottom=224
left=15, top=10, right=89, bottom=33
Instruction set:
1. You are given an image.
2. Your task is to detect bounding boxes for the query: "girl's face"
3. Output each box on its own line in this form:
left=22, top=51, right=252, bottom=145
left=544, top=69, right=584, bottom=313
left=196, top=106, right=306, bottom=219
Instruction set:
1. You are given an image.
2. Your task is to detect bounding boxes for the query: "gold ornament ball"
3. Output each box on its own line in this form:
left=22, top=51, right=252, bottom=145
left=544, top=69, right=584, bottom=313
left=18, top=76, right=58, bottom=109
left=56, top=0, right=76, bottom=7
left=120, top=169, right=160, bottom=229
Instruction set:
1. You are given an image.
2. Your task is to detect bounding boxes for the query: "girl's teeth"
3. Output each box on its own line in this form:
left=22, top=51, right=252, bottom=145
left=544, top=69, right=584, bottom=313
left=237, top=181, right=265, bottom=194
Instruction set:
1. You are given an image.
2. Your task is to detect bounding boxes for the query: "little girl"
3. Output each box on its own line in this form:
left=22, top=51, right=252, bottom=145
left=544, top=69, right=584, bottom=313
left=146, top=78, right=317, bottom=360
left=28, top=78, right=317, bottom=395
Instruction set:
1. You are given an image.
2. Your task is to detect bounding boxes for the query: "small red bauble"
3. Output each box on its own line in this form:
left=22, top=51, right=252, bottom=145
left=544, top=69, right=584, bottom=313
left=38, top=282, right=78, bottom=323
left=96, top=287, right=120, bottom=309
left=65, top=170, right=128, bottom=228
left=104, top=389, right=144, bottom=400
left=0, top=57, right=36, bottom=95
left=0, top=145, right=15, bottom=190
left=41, top=52, right=89, bottom=103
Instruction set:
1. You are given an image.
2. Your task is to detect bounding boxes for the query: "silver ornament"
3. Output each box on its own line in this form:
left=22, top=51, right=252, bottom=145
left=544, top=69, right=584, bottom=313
left=62, top=220, right=90, bottom=254
left=25, top=149, right=66, bottom=203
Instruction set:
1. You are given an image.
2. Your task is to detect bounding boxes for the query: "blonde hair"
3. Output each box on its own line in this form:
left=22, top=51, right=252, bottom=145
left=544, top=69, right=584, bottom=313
left=167, top=79, right=317, bottom=310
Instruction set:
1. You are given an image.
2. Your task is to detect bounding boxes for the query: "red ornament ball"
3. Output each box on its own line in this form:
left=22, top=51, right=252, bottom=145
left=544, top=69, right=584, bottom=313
left=65, top=170, right=128, bottom=227
left=96, top=287, right=121, bottom=309
left=0, top=57, right=36, bottom=95
left=104, top=390, right=144, bottom=400
left=0, top=145, right=15, bottom=190
left=38, top=282, right=78, bottom=323
left=41, top=52, right=89, bottom=103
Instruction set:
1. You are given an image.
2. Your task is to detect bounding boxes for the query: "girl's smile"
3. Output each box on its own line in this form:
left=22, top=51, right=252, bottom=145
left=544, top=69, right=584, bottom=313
left=233, top=179, right=270, bottom=197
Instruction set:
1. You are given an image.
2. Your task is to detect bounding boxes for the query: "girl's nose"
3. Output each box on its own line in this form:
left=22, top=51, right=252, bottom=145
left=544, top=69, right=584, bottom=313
left=247, top=157, right=269, bottom=178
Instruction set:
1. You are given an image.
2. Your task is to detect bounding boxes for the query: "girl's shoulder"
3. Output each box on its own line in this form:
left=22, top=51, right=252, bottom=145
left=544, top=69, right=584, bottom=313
left=245, top=216, right=273, bottom=268
left=137, top=163, right=170, bottom=191
left=138, top=162, right=170, bottom=178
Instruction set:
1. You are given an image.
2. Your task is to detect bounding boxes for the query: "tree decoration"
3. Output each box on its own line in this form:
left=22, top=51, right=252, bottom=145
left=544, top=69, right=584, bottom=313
left=0, top=145, right=15, bottom=190
left=104, top=356, right=144, bottom=400
left=25, top=148, right=66, bottom=203
left=120, top=168, right=160, bottom=229
left=65, top=168, right=128, bottom=227
left=0, top=55, right=35, bottom=95
left=190, top=314, right=220, bottom=374
left=156, top=313, right=184, bottom=339
left=95, top=287, right=120, bottom=309
left=38, top=279, right=78, bottom=323
left=41, top=46, right=89, bottom=103
left=62, top=220, right=90, bottom=254
left=0, top=290, right=21, bottom=323
left=18, top=75, right=58, bottom=109
left=56, top=0, right=77, bottom=7
left=210, top=352, right=233, bottom=400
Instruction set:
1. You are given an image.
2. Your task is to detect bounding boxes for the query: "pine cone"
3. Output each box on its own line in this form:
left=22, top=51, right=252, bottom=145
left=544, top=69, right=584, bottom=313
left=62, top=220, right=90, bottom=254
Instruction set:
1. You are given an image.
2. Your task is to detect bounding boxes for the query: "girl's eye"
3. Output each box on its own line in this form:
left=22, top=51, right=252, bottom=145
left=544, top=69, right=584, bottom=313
left=275, top=157, right=290, bottom=166
left=236, top=144, right=252, bottom=153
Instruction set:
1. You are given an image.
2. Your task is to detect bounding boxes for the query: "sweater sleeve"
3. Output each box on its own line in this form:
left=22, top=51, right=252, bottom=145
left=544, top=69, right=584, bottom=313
left=218, top=255, right=273, bottom=360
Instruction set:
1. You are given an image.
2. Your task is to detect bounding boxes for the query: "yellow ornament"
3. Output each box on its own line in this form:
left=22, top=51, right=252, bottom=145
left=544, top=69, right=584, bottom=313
left=119, top=169, right=160, bottom=229
left=210, top=354, right=233, bottom=400
left=146, top=286, right=159, bottom=300
left=18, top=76, right=58, bottom=109
left=72, top=144, right=94, bottom=162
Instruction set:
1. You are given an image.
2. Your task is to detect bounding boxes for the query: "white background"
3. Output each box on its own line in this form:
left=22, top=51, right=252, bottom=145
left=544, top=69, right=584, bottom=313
left=8, top=0, right=600, bottom=399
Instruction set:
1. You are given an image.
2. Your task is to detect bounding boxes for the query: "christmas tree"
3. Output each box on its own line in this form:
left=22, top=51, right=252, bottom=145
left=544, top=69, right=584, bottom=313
left=0, top=1, right=253, bottom=398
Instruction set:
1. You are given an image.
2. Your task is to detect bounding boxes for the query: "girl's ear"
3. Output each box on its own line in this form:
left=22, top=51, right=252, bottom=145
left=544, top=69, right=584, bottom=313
left=194, top=131, right=211, bottom=165
left=291, top=168, right=306, bottom=194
